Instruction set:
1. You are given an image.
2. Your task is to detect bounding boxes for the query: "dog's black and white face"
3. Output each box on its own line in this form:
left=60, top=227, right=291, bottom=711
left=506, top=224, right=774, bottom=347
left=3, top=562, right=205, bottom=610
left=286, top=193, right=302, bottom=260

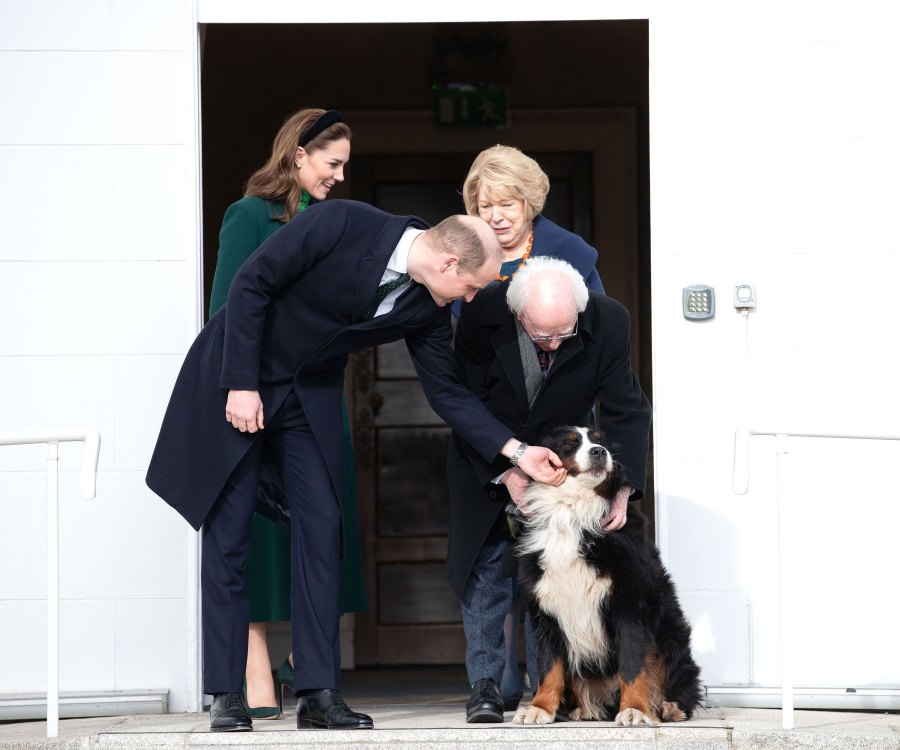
left=544, top=426, right=614, bottom=480
left=541, top=426, right=624, bottom=500
left=519, top=426, right=624, bottom=525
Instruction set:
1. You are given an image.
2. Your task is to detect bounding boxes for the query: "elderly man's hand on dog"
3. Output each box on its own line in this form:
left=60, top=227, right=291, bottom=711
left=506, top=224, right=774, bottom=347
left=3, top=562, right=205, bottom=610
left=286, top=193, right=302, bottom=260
left=600, top=486, right=631, bottom=531
left=501, top=467, right=532, bottom=510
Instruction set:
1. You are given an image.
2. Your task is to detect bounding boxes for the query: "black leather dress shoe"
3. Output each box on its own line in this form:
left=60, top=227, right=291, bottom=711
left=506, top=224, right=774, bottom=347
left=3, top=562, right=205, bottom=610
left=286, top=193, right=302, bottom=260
left=296, top=689, right=373, bottom=729
left=210, top=692, right=252, bottom=732
left=466, top=678, right=504, bottom=723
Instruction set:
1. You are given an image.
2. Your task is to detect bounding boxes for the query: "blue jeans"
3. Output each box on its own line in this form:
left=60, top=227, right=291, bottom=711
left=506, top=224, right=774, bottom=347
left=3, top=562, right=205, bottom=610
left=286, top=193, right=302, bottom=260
left=460, top=532, right=537, bottom=694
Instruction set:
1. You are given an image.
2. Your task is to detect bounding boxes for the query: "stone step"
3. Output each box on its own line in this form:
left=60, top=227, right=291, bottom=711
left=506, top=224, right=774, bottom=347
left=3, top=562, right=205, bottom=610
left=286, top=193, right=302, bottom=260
left=93, top=708, right=730, bottom=750
left=4, top=706, right=900, bottom=750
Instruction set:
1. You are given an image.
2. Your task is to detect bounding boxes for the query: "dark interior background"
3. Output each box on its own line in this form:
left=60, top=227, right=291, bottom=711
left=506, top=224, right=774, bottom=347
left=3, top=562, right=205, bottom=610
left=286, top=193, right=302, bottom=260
left=199, top=20, right=650, bottom=379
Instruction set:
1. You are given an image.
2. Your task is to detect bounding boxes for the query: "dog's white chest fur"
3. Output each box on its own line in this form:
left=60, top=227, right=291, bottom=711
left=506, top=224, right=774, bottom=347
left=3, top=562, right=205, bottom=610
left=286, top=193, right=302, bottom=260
left=525, top=498, right=613, bottom=674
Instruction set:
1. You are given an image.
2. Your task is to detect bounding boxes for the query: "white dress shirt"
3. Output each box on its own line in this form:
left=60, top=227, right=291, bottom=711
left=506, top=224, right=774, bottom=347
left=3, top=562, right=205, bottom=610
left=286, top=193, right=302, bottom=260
left=372, top=226, right=422, bottom=318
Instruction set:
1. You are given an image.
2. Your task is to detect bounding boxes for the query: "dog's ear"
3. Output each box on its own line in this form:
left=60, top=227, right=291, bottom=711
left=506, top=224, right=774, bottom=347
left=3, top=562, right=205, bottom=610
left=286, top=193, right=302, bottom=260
left=539, top=425, right=579, bottom=449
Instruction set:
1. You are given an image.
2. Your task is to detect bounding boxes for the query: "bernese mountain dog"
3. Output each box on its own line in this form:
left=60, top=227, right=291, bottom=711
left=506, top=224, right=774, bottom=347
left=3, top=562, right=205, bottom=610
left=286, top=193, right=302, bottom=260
left=513, top=426, right=703, bottom=726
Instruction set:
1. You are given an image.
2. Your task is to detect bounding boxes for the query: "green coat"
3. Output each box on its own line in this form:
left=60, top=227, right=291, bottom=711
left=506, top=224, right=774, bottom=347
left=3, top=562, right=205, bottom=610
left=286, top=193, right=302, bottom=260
left=209, top=195, right=368, bottom=617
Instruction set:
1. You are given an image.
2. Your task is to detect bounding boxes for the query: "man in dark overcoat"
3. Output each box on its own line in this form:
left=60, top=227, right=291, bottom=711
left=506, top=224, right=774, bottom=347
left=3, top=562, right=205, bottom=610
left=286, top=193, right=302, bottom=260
left=145, top=200, right=566, bottom=731
left=446, top=256, right=652, bottom=723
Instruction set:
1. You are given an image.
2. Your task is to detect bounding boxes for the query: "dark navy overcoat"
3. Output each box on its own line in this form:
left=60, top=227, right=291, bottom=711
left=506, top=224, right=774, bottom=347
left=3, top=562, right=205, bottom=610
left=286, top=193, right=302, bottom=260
left=146, top=200, right=511, bottom=530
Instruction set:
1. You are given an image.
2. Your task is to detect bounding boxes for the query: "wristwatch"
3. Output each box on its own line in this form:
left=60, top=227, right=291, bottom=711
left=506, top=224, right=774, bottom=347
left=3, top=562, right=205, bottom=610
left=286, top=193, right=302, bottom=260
left=509, top=442, right=529, bottom=466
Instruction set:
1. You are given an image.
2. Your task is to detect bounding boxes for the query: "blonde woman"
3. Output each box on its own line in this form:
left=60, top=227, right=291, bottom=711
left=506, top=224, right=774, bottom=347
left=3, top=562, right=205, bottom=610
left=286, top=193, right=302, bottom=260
left=462, top=144, right=603, bottom=292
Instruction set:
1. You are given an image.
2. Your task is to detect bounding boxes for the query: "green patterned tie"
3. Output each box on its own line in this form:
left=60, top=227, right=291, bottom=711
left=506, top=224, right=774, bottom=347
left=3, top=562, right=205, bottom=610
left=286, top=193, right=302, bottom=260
left=363, top=273, right=410, bottom=320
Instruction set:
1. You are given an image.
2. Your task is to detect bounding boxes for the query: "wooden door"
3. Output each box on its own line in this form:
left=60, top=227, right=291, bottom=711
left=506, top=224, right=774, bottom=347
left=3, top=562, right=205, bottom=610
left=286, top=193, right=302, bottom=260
left=349, top=152, right=593, bottom=664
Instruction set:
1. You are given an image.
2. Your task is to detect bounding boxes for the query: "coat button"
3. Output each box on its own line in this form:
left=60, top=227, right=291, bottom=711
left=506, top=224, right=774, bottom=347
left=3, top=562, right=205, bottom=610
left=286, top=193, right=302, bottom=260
left=488, top=490, right=498, bottom=499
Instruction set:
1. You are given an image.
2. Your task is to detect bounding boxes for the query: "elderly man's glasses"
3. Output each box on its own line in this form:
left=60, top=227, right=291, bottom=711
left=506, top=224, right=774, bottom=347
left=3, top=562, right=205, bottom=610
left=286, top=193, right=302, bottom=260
left=520, top=318, right=578, bottom=344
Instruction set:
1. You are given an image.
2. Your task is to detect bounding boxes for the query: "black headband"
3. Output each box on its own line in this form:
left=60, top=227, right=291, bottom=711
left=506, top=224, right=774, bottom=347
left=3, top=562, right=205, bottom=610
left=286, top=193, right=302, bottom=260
left=298, top=110, right=342, bottom=147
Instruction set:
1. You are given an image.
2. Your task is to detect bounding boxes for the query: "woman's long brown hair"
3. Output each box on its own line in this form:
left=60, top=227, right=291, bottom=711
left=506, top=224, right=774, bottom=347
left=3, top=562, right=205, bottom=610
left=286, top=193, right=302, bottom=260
left=244, top=108, right=352, bottom=223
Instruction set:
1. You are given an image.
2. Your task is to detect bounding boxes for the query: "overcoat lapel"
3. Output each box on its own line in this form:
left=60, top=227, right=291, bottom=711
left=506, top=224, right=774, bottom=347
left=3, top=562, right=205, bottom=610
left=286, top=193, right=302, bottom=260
left=484, top=290, right=531, bottom=417
left=353, top=253, right=392, bottom=321
left=543, top=332, right=584, bottom=383
left=351, top=219, right=422, bottom=321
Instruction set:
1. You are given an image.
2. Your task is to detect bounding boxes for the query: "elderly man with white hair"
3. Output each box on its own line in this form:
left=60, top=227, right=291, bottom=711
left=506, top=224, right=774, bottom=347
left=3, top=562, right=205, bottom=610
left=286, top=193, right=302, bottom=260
left=446, top=255, right=652, bottom=723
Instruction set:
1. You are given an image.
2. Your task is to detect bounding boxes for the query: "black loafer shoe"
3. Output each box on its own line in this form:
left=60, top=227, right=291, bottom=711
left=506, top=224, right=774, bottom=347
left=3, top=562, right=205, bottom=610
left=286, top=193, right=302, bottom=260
left=296, top=689, right=373, bottom=729
left=210, top=692, right=252, bottom=732
left=466, top=678, right=504, bottom=723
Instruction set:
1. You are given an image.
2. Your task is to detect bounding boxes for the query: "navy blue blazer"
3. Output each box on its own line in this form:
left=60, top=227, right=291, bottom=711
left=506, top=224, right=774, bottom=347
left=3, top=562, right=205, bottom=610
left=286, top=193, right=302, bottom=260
left=147, top=200, right=512, bottom=530
left=532, top=214, right=604, bottom=293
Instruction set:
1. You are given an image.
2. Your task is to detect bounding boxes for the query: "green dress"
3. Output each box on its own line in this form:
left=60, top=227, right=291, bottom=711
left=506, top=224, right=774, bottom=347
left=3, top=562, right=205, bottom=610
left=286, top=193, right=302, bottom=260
left=208, top=194, right=368, bottom=617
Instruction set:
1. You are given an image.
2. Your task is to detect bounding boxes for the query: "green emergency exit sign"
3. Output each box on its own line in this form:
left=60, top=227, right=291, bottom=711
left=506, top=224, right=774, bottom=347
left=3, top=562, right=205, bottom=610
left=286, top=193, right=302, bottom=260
left=433, top=85, right=508, bottom=128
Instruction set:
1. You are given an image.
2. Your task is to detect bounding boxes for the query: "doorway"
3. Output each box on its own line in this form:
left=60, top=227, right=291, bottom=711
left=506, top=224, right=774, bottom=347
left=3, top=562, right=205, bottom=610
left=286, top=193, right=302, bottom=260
left=199, top=19, right=650, bottom=667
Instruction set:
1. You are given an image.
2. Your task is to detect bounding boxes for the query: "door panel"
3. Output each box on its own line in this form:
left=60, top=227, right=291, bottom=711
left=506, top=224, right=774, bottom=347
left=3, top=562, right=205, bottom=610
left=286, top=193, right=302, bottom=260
left=378, top=427, right=450, bottom=537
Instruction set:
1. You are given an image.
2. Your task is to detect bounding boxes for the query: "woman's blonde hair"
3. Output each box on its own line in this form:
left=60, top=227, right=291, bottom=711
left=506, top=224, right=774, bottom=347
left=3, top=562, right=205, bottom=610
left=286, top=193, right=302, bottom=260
left=462, top=144, right=550, bottom=222
left=244, top=108, right=352, bottom=223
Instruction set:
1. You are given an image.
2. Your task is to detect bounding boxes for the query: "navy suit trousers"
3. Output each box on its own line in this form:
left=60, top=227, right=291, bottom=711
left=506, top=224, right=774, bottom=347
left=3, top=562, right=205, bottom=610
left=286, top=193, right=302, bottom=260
left=201, top=390, right=342, bottom=695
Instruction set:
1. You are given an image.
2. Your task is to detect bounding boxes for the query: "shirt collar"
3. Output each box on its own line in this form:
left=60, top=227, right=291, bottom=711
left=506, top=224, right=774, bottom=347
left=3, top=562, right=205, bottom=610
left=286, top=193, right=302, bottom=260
left=385, top=226, right=423, bottom=276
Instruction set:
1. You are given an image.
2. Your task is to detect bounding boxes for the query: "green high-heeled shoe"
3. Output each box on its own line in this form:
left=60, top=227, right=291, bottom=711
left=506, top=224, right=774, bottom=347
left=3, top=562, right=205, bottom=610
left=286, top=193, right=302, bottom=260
left=243, top=679, right=282, bottom=720
left=273, top=657, right=294, bottom=709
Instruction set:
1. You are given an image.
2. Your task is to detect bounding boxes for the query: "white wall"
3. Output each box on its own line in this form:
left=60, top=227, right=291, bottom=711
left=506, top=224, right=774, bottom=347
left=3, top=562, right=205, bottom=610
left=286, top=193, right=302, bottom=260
left=1, top=0, right=898, bottom=716
left=0, top=0, right=201, bottom=712
left=649, top=1, right=900, bottom=700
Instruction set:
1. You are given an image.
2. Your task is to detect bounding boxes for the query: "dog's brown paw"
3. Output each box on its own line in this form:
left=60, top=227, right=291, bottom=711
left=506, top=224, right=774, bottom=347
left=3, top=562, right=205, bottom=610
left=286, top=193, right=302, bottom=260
left=661, top=701, right=686, bottom=722
left=615, top=708, right=659, bottom=726
left=514, top=705, right=555, bottom=725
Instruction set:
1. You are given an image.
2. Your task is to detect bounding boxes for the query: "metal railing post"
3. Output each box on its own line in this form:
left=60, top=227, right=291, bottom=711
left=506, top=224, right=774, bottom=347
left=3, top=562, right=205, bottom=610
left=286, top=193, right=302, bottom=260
left=46, top=442, right=60, bottom=737
left=0, top=428, right=101, bottom=738
left=775, top=434, right=793, bottom=729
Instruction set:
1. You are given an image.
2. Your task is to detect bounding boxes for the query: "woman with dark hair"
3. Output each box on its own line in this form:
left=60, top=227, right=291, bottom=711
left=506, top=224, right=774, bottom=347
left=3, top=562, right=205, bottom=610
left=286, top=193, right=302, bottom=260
left=209, top=108, right=352, bottom=306
left=208, top=108, right=366, bottom=721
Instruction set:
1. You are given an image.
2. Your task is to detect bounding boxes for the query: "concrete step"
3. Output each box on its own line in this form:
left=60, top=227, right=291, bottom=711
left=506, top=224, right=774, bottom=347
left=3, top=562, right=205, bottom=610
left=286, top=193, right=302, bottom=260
left=94, top=706, right=731, bottom=750
left=2, top=705, right=899, bottom=750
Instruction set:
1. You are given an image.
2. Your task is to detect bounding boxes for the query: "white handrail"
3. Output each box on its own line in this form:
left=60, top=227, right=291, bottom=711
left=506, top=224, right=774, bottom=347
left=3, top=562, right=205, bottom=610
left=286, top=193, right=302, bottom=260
left=733, top=426, right=900, bottom=730
left=0, top=428, right=101, bottom=500
left=0, top=427, right=101, bottom=738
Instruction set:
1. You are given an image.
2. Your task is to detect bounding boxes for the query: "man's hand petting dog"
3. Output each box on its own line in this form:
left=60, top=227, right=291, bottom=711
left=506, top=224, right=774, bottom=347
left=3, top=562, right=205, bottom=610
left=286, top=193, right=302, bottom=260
left=509, top=445, right=567, bottom=486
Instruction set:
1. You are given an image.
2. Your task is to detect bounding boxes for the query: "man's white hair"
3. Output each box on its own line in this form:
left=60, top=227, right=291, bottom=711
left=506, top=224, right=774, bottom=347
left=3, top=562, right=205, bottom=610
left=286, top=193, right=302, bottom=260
left=506, top=256, right=590, bottom=316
